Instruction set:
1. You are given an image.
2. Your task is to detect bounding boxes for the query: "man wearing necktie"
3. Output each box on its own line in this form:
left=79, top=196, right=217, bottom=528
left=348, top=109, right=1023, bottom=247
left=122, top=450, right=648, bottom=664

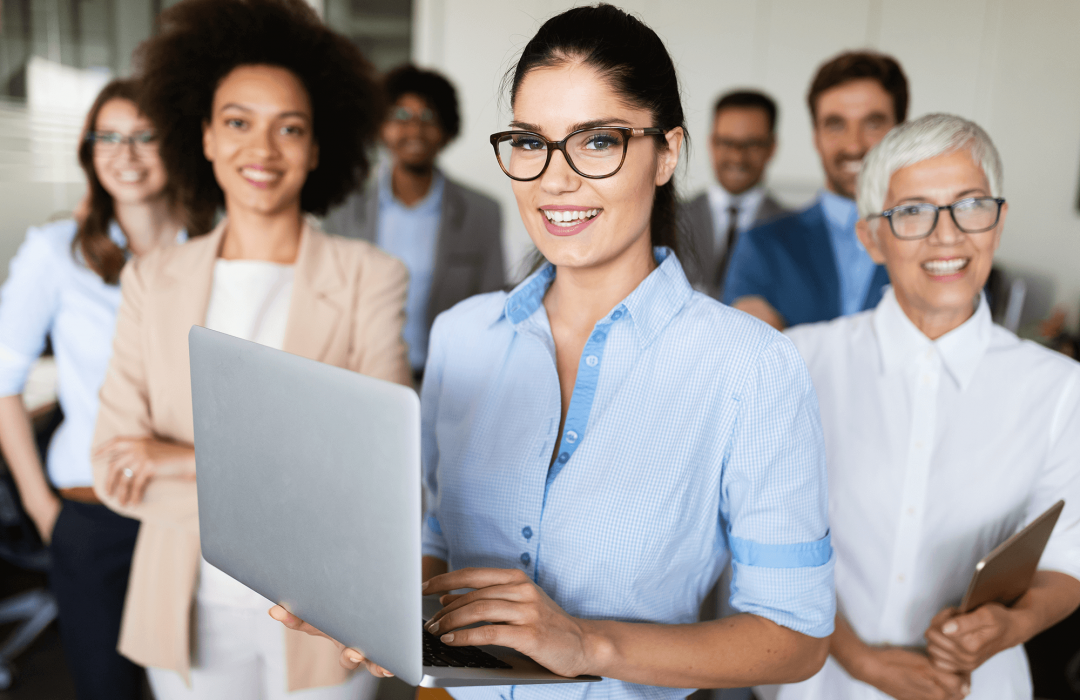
left=679, top=90, right=788, bottom=298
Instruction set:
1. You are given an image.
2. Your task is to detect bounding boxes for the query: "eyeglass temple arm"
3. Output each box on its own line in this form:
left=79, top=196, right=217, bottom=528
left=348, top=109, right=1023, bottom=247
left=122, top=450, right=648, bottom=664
left=631, top=127, right=668, bottom=137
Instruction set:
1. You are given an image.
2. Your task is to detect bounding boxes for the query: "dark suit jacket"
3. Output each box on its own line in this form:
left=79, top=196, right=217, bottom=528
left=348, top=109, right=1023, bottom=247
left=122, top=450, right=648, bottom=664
left=324, top=174, right=505, bottom=328
left=721, top=200, right=890, bottom=327
left=678, top=190, right=788, bottom=297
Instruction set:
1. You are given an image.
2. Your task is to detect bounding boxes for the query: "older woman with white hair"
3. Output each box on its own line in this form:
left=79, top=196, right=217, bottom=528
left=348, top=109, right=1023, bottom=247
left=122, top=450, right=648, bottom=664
left=774, top=113, right=1080, bottom=699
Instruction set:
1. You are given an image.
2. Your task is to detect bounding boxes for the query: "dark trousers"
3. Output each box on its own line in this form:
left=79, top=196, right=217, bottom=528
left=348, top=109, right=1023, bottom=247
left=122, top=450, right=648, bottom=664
left=49, top=499, right=141, bottom=700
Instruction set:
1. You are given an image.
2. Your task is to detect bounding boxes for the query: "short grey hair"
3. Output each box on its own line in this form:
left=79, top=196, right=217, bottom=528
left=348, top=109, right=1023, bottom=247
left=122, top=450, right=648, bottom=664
left=856, top=113, right=1003, bottom=219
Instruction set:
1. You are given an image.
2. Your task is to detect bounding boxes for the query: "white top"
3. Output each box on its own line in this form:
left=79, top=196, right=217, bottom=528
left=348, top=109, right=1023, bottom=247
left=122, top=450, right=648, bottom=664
left=198, top=258, right=295, bottom=609
left=706, top=182, right=766, bottom=252
left=775, top=288, right=1080, bottom=699
left=0, top=220, right=185, bottom=488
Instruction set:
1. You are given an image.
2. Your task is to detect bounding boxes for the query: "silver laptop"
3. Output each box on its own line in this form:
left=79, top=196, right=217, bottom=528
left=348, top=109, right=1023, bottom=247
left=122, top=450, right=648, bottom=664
left=190, top=326, right=600, bottom=688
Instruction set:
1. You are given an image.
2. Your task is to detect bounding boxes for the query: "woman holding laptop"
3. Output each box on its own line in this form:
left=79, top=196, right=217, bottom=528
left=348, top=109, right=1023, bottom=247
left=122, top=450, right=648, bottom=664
left=775, top=115, right=1080, bottom=699
left=276, top=4, right=835, bottom=695
left=90, top=0, right=409, bottom=697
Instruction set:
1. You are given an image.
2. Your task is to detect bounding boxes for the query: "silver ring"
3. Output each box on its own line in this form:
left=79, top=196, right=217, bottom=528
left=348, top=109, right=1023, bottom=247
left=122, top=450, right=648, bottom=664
left=123, top=468, right=134, bottom=479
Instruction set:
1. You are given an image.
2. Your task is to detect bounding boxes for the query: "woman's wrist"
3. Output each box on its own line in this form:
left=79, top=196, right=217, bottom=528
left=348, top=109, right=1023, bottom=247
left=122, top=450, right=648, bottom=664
left=578, top=618, right=618, bottom=678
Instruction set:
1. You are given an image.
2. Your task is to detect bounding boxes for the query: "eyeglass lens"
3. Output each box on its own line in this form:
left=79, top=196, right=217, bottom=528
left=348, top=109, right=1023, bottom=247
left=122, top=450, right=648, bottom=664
left=92, top=131, right=157, bottom=153
left=391, top=106, right=435, bottom=124
left=496, top=128, right=627, bottom=180
left=890, top=198, right=1001, bottom=239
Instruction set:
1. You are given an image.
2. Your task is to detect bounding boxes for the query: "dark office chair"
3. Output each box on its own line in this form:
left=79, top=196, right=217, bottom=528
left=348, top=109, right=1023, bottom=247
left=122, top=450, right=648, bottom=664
left=0, top=405, right=63, bottom=690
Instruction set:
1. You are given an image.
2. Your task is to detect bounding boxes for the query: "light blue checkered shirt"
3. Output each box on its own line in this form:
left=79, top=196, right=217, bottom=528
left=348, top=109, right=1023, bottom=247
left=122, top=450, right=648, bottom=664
left=421, top=249, right=834, bottom=700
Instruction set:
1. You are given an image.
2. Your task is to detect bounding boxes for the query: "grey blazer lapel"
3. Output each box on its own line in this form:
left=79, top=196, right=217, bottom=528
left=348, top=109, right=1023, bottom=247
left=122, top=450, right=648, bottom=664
left=428, top=180, right=466, bottom=325
left=678, top=192, right=714, bottom=291
left=325, top=180, right=378, bottom=243
left=754, top=193, right=788, bottom=226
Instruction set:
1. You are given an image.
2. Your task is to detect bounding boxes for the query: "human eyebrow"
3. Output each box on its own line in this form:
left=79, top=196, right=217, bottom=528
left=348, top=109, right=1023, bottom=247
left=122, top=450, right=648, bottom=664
left=955, top=188, right=989, bottom=198
left=219, top=103, right=253, bottom=113
left=507, top=117, right=632, bottom=137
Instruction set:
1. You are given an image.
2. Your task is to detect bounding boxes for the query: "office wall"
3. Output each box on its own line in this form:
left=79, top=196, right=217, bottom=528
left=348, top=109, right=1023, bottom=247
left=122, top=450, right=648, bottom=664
left=413, top=0, right=1080, bottom=327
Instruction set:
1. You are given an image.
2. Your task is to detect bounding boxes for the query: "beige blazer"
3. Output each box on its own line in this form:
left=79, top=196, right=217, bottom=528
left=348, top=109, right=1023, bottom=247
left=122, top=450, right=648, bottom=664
left=92, top=219, right=410, bottom=689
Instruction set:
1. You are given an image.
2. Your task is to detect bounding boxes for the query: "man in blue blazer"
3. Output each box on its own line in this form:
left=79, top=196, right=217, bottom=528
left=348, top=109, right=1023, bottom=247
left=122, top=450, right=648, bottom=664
left=724, top=51, right=908, bottom=329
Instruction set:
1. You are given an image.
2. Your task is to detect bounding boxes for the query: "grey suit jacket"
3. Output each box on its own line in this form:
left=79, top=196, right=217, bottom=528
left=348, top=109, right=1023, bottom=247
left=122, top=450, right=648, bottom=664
left=324, top=174, right=505, bottom=328
left=678, top=189, right=787, bottom=298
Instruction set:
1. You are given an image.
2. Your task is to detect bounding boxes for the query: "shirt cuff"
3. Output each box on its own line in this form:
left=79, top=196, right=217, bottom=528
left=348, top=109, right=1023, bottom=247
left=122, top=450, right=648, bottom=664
left=421, top=513, right=448, bottom=561
left=728, top=550, right=836, bottom=638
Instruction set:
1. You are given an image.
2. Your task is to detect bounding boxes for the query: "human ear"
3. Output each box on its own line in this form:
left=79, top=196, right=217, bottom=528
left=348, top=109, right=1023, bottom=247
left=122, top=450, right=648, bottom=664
left=655, top=126, right=684, bottom=187
left=856, top=218, right=887, bottom=265
left=202, top=120, right=216, bottom=163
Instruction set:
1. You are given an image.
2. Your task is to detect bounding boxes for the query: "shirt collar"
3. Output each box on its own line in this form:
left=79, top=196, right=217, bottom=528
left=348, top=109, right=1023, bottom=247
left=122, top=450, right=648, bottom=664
left=707, top=182, right=764, bottom=212
left=108, top=221, right=188, bottom=261
left=819, top=189, right=858, bottom=234
left=378, top=162, right=445, bottom=213
left=502, top=247, right=694, bottom=349
left=873, top=287, right=992, bottom=391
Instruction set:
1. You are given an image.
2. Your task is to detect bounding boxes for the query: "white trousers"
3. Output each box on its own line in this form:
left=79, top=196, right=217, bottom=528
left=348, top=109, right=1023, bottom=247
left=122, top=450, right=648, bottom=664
left=148, top=602, right=380, bottom=700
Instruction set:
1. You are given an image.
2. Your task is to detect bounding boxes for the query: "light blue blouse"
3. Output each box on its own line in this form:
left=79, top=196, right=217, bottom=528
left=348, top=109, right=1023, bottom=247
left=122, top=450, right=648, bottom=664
left=421, top=249, right=834, bottom=700
left=0, top=219, right=183, bottom=488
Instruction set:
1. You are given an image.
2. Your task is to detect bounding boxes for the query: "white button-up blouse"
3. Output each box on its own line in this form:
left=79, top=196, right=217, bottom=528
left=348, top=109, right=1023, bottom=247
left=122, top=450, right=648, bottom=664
left=778, top=288, right=1080, bottom=699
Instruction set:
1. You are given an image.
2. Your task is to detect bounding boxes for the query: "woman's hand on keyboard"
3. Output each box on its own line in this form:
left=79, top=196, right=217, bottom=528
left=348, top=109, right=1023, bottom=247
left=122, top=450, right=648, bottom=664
left=423, top=567, right=599, bottom=678
left=269, top=604, right=396, bottom=677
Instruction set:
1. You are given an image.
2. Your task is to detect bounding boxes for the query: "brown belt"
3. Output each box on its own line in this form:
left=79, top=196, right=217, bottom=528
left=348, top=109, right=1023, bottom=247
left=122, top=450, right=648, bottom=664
left=58, top=486, right=101, bottom=504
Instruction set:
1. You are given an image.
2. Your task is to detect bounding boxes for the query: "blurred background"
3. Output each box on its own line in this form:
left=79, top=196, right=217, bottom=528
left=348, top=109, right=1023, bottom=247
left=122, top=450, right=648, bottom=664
left=2, top=0, right=1079, bottom=333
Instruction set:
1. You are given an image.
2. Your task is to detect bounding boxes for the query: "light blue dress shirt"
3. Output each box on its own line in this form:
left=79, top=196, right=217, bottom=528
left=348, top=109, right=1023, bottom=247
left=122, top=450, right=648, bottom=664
left=377, top=165, right=445, bottom=371
left=820, top=190, right=877, bottom=317
left=0, top=219, right=185, bottom=488
left=421, top=249, right=834, bottom=700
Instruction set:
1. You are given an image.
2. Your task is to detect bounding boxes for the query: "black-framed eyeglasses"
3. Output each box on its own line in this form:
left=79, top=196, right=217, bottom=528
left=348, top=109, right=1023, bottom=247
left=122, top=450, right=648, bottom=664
left=867, top=197, right=1006, bottom=240
left=712, top=136, right=772, bottom=154
left=489, top=126, right=667, bottom=181
left=86, top=130, right=158, bottom=154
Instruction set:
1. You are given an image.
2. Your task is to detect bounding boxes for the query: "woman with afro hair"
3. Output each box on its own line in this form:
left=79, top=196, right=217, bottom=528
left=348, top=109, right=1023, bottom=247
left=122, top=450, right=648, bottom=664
left=89, top=0, right=410, bottom=697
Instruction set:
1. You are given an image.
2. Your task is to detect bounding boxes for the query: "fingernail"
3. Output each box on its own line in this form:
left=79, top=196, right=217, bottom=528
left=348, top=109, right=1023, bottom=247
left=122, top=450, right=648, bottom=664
left=427, top=621, right=439, bottom=633
left=441, top=633, right=454, bottom=643
left=422, top=580, right=429, bottom=592
left=943, top=621, right=958, bottom=635
left=961, top=684, right=970, bottom=696
left=383, top=670, right=394, bottom=677
left=348, top=653, right=364, bottom=664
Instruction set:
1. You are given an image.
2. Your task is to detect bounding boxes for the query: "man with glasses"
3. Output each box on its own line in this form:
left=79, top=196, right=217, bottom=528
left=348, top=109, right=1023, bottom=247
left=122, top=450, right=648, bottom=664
left=327, top=64, right=504, bottom=381
left=724, top=52, right=908, bottom=329
left=679, top=90, right=788, bottom=298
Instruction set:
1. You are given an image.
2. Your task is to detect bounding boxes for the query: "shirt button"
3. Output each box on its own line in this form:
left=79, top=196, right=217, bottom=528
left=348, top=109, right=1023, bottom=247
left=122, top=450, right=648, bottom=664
left=565, top=430, right=578, bottom=444
left=907, top=507, right=915, bottom=516
left=585, top=355, right=599, bottom=367
left=611, top=310, right=623, bottom=321
left=914, top=441, right=924, bottom=450
left=556, top=452, right=569, bottom=464
left=591, top=331, right=606, bottom=343
left=520, top=552, right=531, bottom=566
left=921, top=375, right=932, bottom=386
left=522, top=526, right=533, bottom=540
left=897, top=574, right=905, bottom=582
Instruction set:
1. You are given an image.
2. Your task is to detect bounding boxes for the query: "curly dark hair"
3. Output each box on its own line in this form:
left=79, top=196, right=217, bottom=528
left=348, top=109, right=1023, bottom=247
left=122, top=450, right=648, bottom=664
left=383, top=64, right=461, bottom=141
left=135, top=0, right=384, bottom=223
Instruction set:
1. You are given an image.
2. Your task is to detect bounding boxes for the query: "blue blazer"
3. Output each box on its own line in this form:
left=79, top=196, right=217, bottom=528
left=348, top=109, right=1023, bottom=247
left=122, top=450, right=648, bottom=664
left=722, top=201, right=890, bottom=327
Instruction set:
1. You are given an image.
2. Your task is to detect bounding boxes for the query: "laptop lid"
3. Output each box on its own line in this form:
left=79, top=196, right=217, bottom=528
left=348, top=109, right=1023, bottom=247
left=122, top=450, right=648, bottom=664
left=190, top=326, right=424, bottom=685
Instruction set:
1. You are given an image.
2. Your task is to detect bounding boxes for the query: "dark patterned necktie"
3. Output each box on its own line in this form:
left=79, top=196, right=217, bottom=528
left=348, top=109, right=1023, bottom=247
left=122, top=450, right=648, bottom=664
left=716, top=202, right=741, bottom=295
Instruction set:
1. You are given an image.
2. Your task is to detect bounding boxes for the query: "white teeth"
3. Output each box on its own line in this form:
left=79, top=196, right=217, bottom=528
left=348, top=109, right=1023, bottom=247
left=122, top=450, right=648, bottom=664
left=543, top=209, right=599, bottom=226
left=842, top=160, right=862, bottom=173
left=921, top=258, right=969, bottom=275
left=242, top=167, right=277, bottom=183
left=118, top=170, right=142, bottom=183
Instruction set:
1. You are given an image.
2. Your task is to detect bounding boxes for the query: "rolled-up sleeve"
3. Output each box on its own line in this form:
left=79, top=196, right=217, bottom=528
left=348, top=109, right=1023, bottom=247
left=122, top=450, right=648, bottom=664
left=1033, top=370, right=1080, bottom=581
left=0, top=227, right=61, bottom=396
left=720, top=334, right=835, bottom=637
left=420, top=313, right=449, bottom=561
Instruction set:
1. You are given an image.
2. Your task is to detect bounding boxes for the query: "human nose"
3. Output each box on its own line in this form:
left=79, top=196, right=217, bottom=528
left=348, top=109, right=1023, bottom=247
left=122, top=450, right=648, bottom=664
left=928, top=207, right=964, bottom=246
left=250, top=122, right=278, bottom=157
left=538, top=146, right=579, bottom=195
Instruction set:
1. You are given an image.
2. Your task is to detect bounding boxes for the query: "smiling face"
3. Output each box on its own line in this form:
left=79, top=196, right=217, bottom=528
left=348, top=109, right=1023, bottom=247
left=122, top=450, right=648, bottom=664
left=813, top=78, right=896, bottom=199
left=203, top=64, right=318, bottom=218
left=382, top=93, right=446, bottom=172
left=857, top=149, right=1004, bottom=335
left=92, top=98, right=168, bottom=205
left=509, top=62, right=681, bottom=271
left=709, top=106, right=775, bottom=195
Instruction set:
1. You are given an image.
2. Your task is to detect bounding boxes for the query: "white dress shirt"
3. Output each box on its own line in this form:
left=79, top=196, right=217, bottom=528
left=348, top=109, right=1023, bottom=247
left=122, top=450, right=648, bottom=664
left=707, top=183, right=766, bottom=251
left=778, top=288, right=1080, bottom=699
left=198, top=258, right=294, bottom=610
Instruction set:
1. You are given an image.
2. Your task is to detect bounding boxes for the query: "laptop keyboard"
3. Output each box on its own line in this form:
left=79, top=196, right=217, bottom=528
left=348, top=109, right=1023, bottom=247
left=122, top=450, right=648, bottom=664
left=422, top=626, right=513, bottom=669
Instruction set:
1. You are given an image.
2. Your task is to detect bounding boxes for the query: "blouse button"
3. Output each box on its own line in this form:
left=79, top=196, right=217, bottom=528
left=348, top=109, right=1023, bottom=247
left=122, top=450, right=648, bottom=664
left=591, top=331, right=606, bottom=343
left=557, top=452, right=569, bottom=464
left=585, top=355, right=599, bottom=367
left=520, top=552, right=531, bottom=566
left=565, top=430, right=578, bottom=444
left=522, top=526, right=533, bottom=539
left=611, top=310, right=623, bottom=321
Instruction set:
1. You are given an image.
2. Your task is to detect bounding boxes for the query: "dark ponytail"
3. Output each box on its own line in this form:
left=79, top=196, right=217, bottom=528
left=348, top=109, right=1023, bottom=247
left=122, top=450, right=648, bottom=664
left=508, top=4, right=687, bottom=256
